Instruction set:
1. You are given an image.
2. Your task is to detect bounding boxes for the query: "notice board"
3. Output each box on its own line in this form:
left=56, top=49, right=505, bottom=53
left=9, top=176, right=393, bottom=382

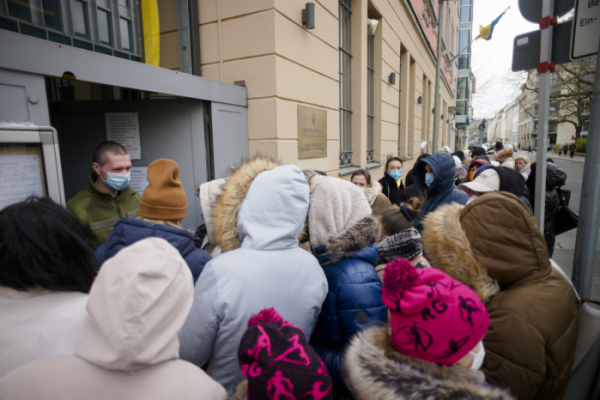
left=0, top=144, right=46, bottom=210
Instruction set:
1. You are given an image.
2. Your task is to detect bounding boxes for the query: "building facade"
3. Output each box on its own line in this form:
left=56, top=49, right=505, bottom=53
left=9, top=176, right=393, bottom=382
left=454, top=0, right=474, bottom=150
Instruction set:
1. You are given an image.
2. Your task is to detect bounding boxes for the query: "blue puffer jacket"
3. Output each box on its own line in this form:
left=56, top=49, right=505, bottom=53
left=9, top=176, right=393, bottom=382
left=309, top=217, right=388, bottom=396
left=95, top=218, right=211, bottom=282
left=413, top=152, right=469, bottom=232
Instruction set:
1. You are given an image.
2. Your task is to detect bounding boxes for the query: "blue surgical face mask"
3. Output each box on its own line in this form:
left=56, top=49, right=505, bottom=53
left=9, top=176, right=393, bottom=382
left=424, top=173, right=435, bottom=187
left=389, top=170, right=402, bottom=180
left=100, top=166, right=131, bottom=191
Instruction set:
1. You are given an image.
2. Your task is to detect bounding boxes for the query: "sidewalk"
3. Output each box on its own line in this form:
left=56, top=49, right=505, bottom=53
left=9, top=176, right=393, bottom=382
left=524, top=151, right=586, bottom=163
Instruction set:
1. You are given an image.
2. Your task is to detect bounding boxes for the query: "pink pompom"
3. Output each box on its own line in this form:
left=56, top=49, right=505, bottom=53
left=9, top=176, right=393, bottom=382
left=383, top=258, right=419, bottom=296
left=247, top=307, right=283, bottom=327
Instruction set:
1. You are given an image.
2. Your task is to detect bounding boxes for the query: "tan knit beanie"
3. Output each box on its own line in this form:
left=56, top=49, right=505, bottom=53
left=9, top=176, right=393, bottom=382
left=139, top=159, right=188, bottom=220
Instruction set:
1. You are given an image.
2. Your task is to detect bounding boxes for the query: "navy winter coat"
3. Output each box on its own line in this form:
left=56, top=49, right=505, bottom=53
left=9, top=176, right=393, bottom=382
left=413, top=152, right=469, bottom=232
left=310, top=241, right=388, bottom=396
left=95, top=218, right=211, bottom=281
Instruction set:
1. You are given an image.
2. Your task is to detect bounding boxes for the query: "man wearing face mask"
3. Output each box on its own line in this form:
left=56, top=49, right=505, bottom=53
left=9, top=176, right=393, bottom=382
left=67, top=141, right=141, bottom=250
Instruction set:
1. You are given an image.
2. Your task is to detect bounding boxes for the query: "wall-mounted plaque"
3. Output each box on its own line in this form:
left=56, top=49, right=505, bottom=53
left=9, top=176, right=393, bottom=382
left=298, top=105, right=327, bottom=159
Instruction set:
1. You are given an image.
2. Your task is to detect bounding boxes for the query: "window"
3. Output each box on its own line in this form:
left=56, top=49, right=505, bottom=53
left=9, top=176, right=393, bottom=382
left=549, top=122, right=558, bottom=134
left=456, top=77, right=468, bottom=115
left=550, top=85, right=560, bottom=97
left=7, top=0, right=32, bottom=22
left=550, top=101, right=560, bottom=116
left=366, top=33, right=375, bottom=163
left=71, top=0, right=89, bottom=38
left=339, top=0, right=353, bottom=167
left=458, top=29, right=470, bottom=70
left=583, top=119, right=590, bottom=131
left=460, top=0, right=471, bottom=23
left=582, top=100, right=591, bottom=115
left=97, top=8, right=112, bottom=45
left=120, top=17, right=132, bottom=50
left=584, top=72, right=594, bottom=91
left=42, top=0, right=62, bottom=31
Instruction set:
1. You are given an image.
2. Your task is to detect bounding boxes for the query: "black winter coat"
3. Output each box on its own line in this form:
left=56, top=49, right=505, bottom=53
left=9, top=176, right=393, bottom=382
left=526, top=162, right=567, bottom=257
left=379, top=172, right=405, bottom=205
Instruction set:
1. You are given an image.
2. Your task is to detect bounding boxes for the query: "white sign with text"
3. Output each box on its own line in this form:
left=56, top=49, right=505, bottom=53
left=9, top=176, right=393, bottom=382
left=105, top=112, right=141, bottom=159
left=572, top=0, right=600, bottom=59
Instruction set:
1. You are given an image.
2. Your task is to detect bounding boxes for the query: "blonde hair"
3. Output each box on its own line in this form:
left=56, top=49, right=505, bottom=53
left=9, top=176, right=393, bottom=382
left=141, top=217, right=183, bottom=229
left=514, top=155, right=530, bottom=165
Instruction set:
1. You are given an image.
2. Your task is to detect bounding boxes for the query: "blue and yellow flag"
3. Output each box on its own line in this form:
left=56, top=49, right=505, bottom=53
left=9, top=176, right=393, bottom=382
left=476, top=8, right=509, bottom=41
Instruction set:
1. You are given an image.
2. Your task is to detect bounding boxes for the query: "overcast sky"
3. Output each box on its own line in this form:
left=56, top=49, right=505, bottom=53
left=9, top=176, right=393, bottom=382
left=471, top=0, right=541, bottom=119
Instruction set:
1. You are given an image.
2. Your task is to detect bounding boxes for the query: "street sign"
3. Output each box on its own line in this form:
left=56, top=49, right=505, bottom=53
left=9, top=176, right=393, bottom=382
left=519, top=0, right=574, bottom=23
left=571, top=0, right=600, bottom=59
left=512, top=20, right=573, bottom=71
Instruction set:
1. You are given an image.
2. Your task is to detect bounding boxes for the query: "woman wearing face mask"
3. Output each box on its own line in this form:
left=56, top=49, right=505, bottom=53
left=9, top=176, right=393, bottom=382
left=460, top=158, right=490, bottom=197
left=351, top=169, right=391, bottom=211
left=411, top=153, right=469, bottom=232
left=420, top=193, right=578, bottom=400
left=378, top=156, right=405, bottom=205
left=343, top=258, right=514, bottom=400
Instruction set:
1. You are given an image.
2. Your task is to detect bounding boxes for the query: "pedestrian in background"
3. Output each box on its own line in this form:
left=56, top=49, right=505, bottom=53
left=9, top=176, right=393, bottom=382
left=563, top=143, right=569, bottom=156
left=0, top=197, right=95, bottom=378
left=412, top=152, right=469, bottom=232
left=378, top=156, right=405, bottom=205
left=569, top=142, right=576, bottom=158
left=351, top=169, right=391, bottom=211
left=558, top=146, right=563, bottom=156
left=527, top=145, right=533, bottom=154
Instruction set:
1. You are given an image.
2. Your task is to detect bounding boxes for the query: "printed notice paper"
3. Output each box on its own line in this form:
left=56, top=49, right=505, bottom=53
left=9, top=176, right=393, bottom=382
left=130, top=166, right=149, bottom=197
left=0, top=154, right=44, bottom=210
left=106, top=112, right=141, bottom=160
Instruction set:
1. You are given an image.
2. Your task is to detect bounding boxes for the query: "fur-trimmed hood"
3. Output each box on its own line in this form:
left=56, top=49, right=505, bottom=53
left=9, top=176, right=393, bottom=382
left=315, top=217, right=379, bottom=266
left=212, top=157, right=309, bottom=253
left=228, top=380, right=247, bottom=400
left=343, top=326, right=515, bottom=400
left=364, top=181, right=383, bottom=205
left=421, top=202, right=500, bottom=303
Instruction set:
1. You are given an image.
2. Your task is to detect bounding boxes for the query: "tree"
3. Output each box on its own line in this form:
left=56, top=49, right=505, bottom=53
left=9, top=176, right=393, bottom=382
left=519, top=56, right=596, bottom=139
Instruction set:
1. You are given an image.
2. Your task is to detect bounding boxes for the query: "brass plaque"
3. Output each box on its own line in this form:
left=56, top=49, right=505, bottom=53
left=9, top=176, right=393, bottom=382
left=297, top=105, right=327, bottom=159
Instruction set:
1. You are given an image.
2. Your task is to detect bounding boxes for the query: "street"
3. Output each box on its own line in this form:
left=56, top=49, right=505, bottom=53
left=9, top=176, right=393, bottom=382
left=524, top=151, right=600, bottom=300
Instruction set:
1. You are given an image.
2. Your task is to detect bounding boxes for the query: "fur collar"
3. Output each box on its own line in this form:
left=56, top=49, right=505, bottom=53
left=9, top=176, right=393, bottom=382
left=212, top=156, right=281, bottom=253
left=421, top=203, right=500, bottom=303
left=228, top=380, right=248, bottom=400
left=343, top=326, right=515, bottom=400
left=321, top=217, right=379, bottom=265
left=364, top=181, right=383, bottom=205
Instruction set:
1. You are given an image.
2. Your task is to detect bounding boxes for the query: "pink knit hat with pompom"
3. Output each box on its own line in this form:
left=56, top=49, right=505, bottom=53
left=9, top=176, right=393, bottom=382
left=382, top=259, right=489, bottom=366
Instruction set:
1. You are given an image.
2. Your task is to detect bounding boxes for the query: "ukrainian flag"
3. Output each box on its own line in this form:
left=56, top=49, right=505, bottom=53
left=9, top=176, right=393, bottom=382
left=476, top=8, right=509, bottom=41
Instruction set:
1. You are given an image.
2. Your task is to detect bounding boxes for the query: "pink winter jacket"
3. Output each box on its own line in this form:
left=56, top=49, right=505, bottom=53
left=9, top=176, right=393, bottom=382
left=0, top=238, right=227, bottom=400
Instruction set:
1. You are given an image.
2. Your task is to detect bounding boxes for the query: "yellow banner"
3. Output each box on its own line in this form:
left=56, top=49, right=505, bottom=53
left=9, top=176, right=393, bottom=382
left=141, top=0, right=160, bottom=66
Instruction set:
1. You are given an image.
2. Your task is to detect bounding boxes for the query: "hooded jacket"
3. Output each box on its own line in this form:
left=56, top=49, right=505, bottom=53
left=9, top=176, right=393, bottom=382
left=95, top=218, right=211, bottom=282
left=363, top=181, right=391, bottom=210
left=305, top=174, right=388, bottom=397
left=413, top=153, right=469, bottom=232
left=178, top=158, right=328, bottom=395
left=197, top=178, right=227, bottom=257
left=343, top=326, right=515, bottom=400
left=0, top=238, right=227, bottom=400
left=526, top=162, right=567, bottom=257
left=379, top=171, right=405, bottom=205
left=421, top=193, right=578, bottom=400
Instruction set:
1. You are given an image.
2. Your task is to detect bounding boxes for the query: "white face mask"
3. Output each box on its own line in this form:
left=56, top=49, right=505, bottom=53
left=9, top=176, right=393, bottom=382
left=469, top=341, right=486, bottom=370
left=466, top=195, right=478, bottom=204
left=358, top=187, right=367, bottom=192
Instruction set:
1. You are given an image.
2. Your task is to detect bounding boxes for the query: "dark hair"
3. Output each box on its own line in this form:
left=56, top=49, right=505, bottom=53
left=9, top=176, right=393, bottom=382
left=372, top=198, right=422, bottom=236
left=471, top=147, right=486, bottom=158
left=92, top=141, right=128, bottom=166
left=495, top=141, right=503, bottom=150
left=0, top=197, right=96, bottom=293
left=451, top=151, right=465, bottom=162
left=385, top=156, right=404, bottom=171
left=350, top=169, right=371, bottom=185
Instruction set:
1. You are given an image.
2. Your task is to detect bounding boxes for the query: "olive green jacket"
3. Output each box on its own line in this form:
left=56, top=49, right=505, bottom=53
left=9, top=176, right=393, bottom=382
left=66, top=173, right=141, bottom=249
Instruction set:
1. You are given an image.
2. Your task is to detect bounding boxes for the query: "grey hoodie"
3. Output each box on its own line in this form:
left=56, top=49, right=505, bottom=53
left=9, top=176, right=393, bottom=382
left=178, top=159, right=328, bottom=394
left=0, top=238, right=226, bottom=400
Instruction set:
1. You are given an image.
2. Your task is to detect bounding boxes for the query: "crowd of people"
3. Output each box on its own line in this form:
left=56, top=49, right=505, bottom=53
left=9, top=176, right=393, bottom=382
left=0, top=140, right=581, bottom=400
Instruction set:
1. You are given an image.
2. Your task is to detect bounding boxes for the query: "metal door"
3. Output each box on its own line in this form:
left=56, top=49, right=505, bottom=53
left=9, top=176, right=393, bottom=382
left=0, top=68, right=50, bottom=126
left=51, top=100, right=207, bottom=230
left=211, top=102, right=249, bottom=179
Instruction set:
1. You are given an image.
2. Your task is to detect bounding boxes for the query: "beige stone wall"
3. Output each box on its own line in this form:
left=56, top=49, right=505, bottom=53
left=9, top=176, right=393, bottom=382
left=179, top=0, right=454, bottom=179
